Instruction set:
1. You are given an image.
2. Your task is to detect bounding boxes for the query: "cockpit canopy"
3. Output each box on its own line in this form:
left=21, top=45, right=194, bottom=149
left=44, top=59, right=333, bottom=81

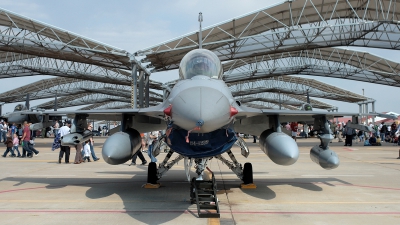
left=14, top=104, right=27, bottom=112
left=179, top=49, right=223, bottom=80
left=301, top=103, right=313, bottom=111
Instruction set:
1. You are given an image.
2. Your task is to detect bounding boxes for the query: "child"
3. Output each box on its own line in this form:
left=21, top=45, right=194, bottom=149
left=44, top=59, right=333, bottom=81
left=82, top=141, right=91, bottom=162
left=2, top=135, right=15, bottom=157
left=12, top=133, right=21, bottom=157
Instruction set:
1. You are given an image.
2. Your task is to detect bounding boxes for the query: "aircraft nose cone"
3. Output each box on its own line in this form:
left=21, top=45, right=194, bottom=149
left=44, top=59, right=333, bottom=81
left=102, top=132, right=132, bottom=165
left=171, top=86, right=231, bottom=133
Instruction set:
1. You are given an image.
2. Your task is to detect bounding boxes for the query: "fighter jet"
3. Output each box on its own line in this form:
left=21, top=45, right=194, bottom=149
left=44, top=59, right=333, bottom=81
left=2, top=95, right=60, bottom=130
left=24, top=48, right=393, bottom=186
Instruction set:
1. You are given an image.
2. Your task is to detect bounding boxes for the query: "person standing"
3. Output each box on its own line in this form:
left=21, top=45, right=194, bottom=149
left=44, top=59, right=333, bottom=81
left=130, top=133, right=147, bottom=166
left=290, top=122, right=298, bottom=142
left=2, top=134, right=14, bottom=157
left=10, top=123, right=16, bottom=136
left=86, top=123, right=100, bottom=161
left=53, top=120, right=60, bottom=137
left=12, top=133, right=21, bottom=157
left=0, top=121, right=3, bottom=143
left=74, top=142, right=83, bottom=164
left=330, top=122, right=338, bottom=138
left=147, top=131, right=159, bottom=163
left=20, top=121, right=39, bottom=158
left=82, top=141, right=91, bottom=162
left=58, top=121, right=71, bottom=164
left=344, top=120, right=355, bottom=147
left=379, top=122, right=387, bottom=141
left=2, top=122, right=8, bottom=143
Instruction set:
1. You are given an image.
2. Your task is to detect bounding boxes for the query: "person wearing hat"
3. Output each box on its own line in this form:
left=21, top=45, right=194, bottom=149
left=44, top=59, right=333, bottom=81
left=58, top=120, right=72, bottom=164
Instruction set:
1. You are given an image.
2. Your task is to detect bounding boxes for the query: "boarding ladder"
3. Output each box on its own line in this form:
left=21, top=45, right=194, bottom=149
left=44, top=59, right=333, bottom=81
left=190, top=167, right=220, bottom=218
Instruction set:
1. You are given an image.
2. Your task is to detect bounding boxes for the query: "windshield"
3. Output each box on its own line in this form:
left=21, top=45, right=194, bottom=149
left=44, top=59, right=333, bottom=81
left=14, top=104, right=25, bottom=112
left=179, top=49, right=223, bottom=79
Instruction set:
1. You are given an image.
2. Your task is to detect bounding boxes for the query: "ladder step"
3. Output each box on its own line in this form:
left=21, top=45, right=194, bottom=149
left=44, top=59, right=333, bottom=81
left=199, top=204, right=218, bottom=210
left=197, top=190, right=214, bottom=195
left=198, top=197, right=215, bottom=202
left=196, top=183, right=213, bottom=189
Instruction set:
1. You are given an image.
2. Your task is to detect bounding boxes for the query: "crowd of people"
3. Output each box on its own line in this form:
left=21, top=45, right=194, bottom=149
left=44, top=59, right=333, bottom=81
left=53, top=121, right=100, bottom=164
left=284, top=120, right=400, bottom=147
left=3, top=117, right=399, bottom=163
left=1, top=120, right=40, bottom=158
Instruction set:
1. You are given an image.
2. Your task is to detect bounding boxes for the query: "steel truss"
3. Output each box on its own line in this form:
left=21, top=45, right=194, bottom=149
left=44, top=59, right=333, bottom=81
left=1, top=1, right=396, bottom=112
left=138, top=0, right=400, bottom=79
left=0, top=52, right=129, bottom=85
left=238, top=92, right=333, bottom=109
left=0, top=8, right=133, bottom=70
left=79, top=102, right=158, bottom=110
left=0, top=76, right=162, bottom=103
left=223, top=48, right=400, bottom=87
left=79, top=102, right=133, bottom=110
left=36, top=91, right=163, bottom=110
left=228, top=75, right=369, bottom=103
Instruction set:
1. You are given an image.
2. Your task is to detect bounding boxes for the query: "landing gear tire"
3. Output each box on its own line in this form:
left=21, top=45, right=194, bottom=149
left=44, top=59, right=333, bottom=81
left=147, top=162, right=158, bottom=184
left=242, top=162, right=253, bottom=184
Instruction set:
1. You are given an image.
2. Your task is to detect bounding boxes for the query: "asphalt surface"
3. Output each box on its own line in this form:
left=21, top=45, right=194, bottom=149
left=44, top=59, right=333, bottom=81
left=0, top=136, right=399, bottom=225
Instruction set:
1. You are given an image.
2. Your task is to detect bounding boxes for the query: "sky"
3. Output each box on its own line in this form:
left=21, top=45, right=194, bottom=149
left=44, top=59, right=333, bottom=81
left=1, top=0, right=399, bottom=115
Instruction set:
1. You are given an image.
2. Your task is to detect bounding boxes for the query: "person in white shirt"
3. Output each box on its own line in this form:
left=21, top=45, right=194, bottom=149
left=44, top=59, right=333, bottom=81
left=82, top=141, right=91, bottom=162
left=147, top=131, right=159, bottom=163
left=2, top=122, right=8, bottom=143
left=58, top=121, right=71, bottom=164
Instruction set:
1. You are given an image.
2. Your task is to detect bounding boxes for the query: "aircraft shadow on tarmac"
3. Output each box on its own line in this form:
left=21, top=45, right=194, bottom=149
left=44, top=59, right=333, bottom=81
left=1, top=172, right=352, bottom=223
left=218, top=177, right=351, bottom=201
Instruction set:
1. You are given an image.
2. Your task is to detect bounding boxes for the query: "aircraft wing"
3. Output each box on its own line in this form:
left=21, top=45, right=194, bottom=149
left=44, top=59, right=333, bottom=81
left=21, top=103, right=169, bottom=133
left=234, top=105, right=396, bottom=136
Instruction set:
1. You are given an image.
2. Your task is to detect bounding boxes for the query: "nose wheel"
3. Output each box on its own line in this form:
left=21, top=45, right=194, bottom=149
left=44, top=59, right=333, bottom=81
left=147, top=162, right=158, bottom=184
left=242, top=162, right=253, bottom=184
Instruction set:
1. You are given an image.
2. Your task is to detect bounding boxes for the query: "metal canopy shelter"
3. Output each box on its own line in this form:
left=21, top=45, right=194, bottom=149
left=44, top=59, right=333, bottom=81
left=36, top=93, right=162, bottom=110
left=79, top=102, right=136, bottom=110
left=228, top=75, right=368, bottom=103
left=0, top=8, right=132, bottom=70
left=0, top=77, right=161, bottom=104
left=138, top=0, right=400, bottom=81
left=2, top=1, right=399, bottom=113
left=223, top=48, right=400, bottom=87
left=238, top=92, right=334, bottom=109
left=35, top=90, right=163, bottom=109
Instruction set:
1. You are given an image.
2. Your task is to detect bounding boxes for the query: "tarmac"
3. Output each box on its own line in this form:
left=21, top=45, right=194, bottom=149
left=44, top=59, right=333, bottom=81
left=0, top=136, right=399, bottom=225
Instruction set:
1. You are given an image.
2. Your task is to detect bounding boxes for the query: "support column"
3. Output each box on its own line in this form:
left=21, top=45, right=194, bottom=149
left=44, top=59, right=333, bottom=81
left=335, top=108, right=339, bottom=124
left=138, top=70, right=144, bottom=108
left=163, top=89, right=168, bottom=101
left=54, top=92, right=58, bottom=111
left=145, top=74, right=150, bottom=107
left=365, top=103, right=369, bottom=124
left=26, top=93, right=30, bottom=110
left=372, top=101, right=375, bottom=124
left=131, top=62, right=138, bottom=109
left=278, top=91, right=281, bottom=110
